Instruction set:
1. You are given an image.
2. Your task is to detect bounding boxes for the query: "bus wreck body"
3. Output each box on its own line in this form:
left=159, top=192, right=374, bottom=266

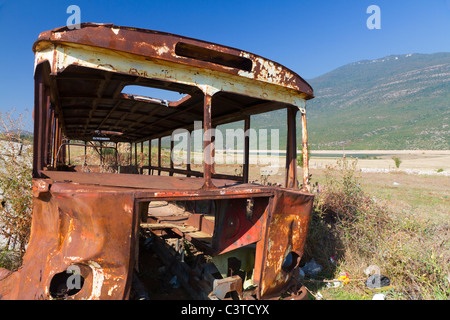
left=0, top=24, right=315, bottom=300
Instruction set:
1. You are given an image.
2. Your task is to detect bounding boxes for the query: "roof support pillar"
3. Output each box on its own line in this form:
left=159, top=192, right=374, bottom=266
left=300, top=107, right=310, bottom=191
left=285, top=107, right=298, bottom=188
left=186, top=131, right=192, bottom=177
left=243, top=116, right=251, bottom=184
left=202, top=93, right=216, bottom=189
left=157, top=137, right=161, bottom=176
left=33, top=69, right=45, bottom=177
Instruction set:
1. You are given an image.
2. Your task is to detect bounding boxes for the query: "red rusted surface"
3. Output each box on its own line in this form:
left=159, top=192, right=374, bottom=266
left=0, top=181, right=138, bottom=299
left=213, top=198, right=268, bottom=255
left=256, top=189, right=313, bottom=298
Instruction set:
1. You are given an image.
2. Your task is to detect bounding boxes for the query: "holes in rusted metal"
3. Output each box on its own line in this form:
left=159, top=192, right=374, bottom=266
left=175, top=42, right=253, bottom=72
left=281, top=251, right=300, bottom=273
left=121, top=85, right=186, bottom=103
left=49, top=266, right=85, bottom=299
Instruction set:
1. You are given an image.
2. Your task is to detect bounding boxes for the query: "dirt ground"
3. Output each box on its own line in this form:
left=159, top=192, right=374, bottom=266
left=309, top=150, right=450, bottom=173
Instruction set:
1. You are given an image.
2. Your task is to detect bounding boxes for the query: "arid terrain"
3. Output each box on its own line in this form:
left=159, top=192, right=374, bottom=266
left=210, top=149, right=450, bottom=226
left=309, top=150, right=450, bottom=174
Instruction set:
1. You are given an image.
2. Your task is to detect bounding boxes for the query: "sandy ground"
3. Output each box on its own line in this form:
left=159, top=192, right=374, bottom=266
left=310, top=150, right=450, bottom=175
left=173, top=150, right=450, bottom=179
left=242, top=150, right=450, bottom=176
left=183, top=150, right=450, bottom=174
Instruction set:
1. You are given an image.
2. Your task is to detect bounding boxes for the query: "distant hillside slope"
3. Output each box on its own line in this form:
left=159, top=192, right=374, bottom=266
left=252, top=52, right=450, bottom=150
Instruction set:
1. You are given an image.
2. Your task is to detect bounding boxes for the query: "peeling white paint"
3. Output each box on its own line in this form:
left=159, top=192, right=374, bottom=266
left=198, top=84, right=220, bottom=96
left=123, top=203, right=133, bottom=214
left=108, top=284, right=119, bottom=296
left=237, top=70, right=254, bottom=79
left=66, top=256, right=81, bottom=262
left=87, top=261, right=104, bottom=300
left=34, top=42, right=307, bottom=108
left=155, top=45, right=170, bottom=55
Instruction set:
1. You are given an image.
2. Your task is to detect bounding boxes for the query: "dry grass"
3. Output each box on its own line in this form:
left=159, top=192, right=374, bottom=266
left=0, top=110, right=33, bottom=269
left=300, top=158, right=449, bottom=300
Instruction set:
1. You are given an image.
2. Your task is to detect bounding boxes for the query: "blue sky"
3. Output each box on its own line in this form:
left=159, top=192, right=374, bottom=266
left=0, top=0, right=449, bottom=128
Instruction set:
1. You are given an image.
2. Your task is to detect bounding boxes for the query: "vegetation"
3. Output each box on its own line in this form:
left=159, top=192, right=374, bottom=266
left=392, top=156, right=402, bottom=168
left=0, top=110, right=33, bottom=269
left=301, top=158, right=449, bottom=300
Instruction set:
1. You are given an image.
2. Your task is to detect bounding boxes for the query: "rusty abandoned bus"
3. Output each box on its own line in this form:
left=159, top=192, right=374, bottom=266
left=0, top=23, right=314, bottom=300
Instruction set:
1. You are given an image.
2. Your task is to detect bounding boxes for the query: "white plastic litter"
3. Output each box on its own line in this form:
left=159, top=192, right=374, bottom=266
left=372, top=293, right=385, bottom=300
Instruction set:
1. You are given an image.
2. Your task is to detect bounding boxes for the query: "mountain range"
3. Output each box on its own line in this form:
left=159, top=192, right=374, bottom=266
left=251, top=52, right=450, bottom=150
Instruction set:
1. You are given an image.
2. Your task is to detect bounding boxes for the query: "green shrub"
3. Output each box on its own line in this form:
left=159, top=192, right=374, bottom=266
left=392, top=156, right=402, bottom=168
left=304, top=157, right=449, bottom=300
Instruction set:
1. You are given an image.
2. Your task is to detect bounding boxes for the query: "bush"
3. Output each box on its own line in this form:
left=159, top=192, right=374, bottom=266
left=0, top=110, right=33, bottom=265
left=392, top=156, right=402, bottom=168
left=304, top=157, right=449, bottom=300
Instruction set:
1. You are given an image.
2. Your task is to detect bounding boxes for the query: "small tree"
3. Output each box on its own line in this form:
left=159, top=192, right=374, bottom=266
left=392, top=156, right=402, bottom=168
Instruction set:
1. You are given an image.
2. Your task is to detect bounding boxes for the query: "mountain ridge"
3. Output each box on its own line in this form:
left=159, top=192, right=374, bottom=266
left=250, top=52, right=450, bottom=150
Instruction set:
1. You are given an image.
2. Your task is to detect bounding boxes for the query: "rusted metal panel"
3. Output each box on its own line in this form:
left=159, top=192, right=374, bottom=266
left=213, top=198, right=268, bottom=255
left=256, top=189, right=314, bottom=298
left=33, top=24, right=314, bottom=100
left=0, top=181, right=138, bottom=300
left=0, top=177, right=313, bottom=300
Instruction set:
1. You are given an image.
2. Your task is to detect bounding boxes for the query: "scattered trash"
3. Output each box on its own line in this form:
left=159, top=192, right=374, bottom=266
left=301, top=258, right=322, bottom=277
left=329, top=255, right=336, bottom=264
left=316, top=291, right=323, bottom=300
left=372, top=293, right=385, bottom=300
left=337, top=272, right=350, bottom=285
left=169, top=275, right=180, bottom=289
left=326, top=272, right=350, bottom=288
left=298, top=268, right=306, bottom=279
left=364, top=265, right=379, bottom=276
left=326, top=281, right=342, bottom=288
left=365, top=274, right=390, bottom=290
left=393, top=182, right=400, bottom=186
